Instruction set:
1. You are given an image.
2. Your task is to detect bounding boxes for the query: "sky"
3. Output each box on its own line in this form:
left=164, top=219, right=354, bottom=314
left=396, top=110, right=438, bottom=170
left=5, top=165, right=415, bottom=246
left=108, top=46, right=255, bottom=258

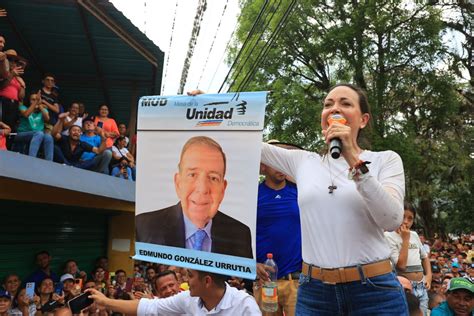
left=110, top=0, right=240, bottom=96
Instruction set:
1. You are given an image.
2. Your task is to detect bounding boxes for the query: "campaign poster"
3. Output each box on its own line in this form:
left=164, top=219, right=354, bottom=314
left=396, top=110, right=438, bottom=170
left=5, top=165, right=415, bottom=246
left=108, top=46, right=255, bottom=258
left=133, top=92, right=267, bottom=279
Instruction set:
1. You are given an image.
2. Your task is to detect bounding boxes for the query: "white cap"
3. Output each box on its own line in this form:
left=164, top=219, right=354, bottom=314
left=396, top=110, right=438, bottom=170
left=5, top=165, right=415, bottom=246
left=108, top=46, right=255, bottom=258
left=60, top=273, right=74, bottom=283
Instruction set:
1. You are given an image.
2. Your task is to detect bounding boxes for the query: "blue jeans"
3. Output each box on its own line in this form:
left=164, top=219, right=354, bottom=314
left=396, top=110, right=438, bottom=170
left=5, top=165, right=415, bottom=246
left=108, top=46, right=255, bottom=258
left=54, top=146, right=112, bottom=174
left=296, top=272, right=408, bottom=315
left=411, top=280, right=428, bottom=315
left=14, top=131, right=54, bottom=161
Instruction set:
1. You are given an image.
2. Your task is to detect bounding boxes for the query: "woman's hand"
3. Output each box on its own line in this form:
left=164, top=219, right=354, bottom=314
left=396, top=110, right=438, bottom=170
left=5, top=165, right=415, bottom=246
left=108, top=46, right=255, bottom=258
left=396, top=224, right=411, bottom=243
left=85, top=289, right=109, bottom=308
left=323, top=122, right=360, bottom=166
left=187, top=90, right=205, bottom=96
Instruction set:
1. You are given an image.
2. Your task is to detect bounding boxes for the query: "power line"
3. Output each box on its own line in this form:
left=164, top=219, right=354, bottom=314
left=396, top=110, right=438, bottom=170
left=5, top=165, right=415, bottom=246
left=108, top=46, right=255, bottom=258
left=143, top=1, right=147, bottom=35
left=160, top=0, right=179, bottom=95
left=227, top=0, right=284, bottom=92
left=178, top=0, right=207, bottom=94
left=206, top=25, right=236, bottom=92
left=218, top=0, right=271, bottom=93
left=196, top=0, right=229, bottom=89
left=236, top=0, right=297, bottom=92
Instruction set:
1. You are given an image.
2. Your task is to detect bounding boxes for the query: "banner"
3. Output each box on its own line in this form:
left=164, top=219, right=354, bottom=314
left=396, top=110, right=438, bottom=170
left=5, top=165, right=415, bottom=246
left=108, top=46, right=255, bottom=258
left=134, top=92, right=267, bottom=279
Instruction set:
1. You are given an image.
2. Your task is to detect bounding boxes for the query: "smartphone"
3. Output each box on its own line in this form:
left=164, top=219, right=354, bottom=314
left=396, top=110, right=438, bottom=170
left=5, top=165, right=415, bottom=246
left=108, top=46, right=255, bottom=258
left=67, top=292, right=94, bottom=314
left=125, top=278, right=133, bottom=292
left=74, top=278, right=83, bottom=289
left=97, top=121, right=103, bottom=128
left=54, top=282, right=63, bottom=295
left=41, top=300, right=59, bottom=312
left=25, top=282, right=35, bottom=300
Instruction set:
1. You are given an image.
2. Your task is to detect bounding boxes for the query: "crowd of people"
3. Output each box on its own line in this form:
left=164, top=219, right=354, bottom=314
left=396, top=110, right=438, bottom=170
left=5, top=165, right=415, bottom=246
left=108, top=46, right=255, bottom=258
left=0, top=33, right=137, bottom=181
left=1, top=233, right=472, bottom=316
left=0, top=251, right=261, bottom=316
left=1, top=7, right=473, bottom=314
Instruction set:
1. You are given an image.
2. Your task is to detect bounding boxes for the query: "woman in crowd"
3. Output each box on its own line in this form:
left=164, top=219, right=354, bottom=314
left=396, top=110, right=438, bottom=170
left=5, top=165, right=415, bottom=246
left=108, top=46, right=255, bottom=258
left=0, top=49, right=26, bottom=148
left=0, top=121, right=10, bottom=150
left=112, top=136, right=135, bottom=180
left=59, top=102, right=82, bottom=137
left=91, top=267, right=108, bottom=294
left=2, top=274, right=20, bottom=299
left=260, top=83, right=408, bottom=314
left=94, top=104, right=119, bottom=149
left=36, top=277, right=64, bottom=316
left=385, top=202, right=432, bottom=315
left=63, top=259, right=87, bottom=281
left=14, top=92, right=53, bottom=160
left=9, top=287, right=39, bottom=316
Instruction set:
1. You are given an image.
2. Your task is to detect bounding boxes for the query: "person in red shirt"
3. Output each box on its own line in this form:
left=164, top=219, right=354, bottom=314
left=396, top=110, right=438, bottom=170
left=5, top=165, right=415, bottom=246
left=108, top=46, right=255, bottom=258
left=0, top=121, right=10, bottom=150
left=0, top=49, right=26, bottom=148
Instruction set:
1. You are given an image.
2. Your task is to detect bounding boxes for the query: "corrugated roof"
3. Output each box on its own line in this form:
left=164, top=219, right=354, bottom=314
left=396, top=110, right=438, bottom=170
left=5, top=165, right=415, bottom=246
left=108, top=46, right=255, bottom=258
left=0, top=0, right=164, bottom=126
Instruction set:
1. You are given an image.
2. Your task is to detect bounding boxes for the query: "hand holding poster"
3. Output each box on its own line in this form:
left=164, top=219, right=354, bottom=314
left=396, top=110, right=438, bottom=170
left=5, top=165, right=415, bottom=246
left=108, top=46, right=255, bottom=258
left=134, top=92, right=268, bottom=279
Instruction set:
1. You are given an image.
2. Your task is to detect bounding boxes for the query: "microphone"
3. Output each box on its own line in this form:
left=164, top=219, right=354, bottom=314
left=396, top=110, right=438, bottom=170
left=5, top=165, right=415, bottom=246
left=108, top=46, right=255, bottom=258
left=327, top=114, right=347, bottom=159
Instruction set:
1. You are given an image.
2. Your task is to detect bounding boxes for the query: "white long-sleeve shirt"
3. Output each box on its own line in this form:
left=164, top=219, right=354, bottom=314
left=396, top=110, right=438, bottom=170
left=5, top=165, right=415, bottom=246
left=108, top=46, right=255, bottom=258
left=261, top=143, right=405, bottom=268
left=137, top=283, right=261, bottom=315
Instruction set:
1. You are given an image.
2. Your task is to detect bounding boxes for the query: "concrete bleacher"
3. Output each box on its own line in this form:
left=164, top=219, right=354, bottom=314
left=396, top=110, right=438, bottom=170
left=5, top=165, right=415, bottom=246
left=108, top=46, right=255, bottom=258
left=0, top=150, right=135, bottom=211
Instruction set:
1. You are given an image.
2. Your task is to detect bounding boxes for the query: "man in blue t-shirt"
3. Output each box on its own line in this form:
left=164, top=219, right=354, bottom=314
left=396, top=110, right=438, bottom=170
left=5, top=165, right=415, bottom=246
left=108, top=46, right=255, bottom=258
left=79, top=117, right=112, bottom=174
left=24, top=250, right=59, bottom=285
left=52, top=113, right=107, bottom=171
left=255, top=142, right=302, bottom=315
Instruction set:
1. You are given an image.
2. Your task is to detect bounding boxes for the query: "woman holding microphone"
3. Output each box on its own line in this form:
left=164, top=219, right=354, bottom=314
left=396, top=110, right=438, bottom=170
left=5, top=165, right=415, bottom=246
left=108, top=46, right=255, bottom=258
left=261, top=83, right=408, bottom=315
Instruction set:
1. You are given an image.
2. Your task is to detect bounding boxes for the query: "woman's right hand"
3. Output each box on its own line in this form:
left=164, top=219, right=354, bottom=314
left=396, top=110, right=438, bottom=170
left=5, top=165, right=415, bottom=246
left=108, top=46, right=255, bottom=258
left=397, top=224, right=411, bottom=242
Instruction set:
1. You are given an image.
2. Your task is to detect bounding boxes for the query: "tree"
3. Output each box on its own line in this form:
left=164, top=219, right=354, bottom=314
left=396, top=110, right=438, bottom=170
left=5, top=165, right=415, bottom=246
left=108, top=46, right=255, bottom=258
left=227, top=0, right=473, bottom=235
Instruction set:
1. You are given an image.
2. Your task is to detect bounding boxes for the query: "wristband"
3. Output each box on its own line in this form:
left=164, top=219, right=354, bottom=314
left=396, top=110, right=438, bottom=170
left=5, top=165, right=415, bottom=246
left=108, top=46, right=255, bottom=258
left=348, top=160, right=371, bottom=181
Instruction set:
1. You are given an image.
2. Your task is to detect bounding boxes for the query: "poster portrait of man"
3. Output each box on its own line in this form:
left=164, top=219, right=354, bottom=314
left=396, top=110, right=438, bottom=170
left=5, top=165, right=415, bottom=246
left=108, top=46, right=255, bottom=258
left=136, top=135, right=253, bottom=258
left=135, top=92, right=266, bottom=278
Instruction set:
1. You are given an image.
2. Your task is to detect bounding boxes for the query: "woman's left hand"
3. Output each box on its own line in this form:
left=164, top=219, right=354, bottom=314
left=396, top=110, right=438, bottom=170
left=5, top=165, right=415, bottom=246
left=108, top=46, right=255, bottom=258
left=424, top=275, right=432, bottom=290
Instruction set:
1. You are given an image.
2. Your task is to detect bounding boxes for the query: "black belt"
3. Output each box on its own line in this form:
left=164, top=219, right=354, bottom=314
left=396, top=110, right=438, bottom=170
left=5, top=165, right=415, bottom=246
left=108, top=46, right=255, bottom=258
left=278, top=271, right=301, bottom=281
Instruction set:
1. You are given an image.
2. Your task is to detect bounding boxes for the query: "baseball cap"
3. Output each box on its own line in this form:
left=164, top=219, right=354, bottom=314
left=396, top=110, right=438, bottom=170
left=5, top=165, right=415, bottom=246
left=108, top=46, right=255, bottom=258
left=447, top=277, right=474, bottom=294
left=452, top=262, right=460, bottom=268
left=0, top=289, right=11, bottom=299
left=60, top=273, right=74, bottom=283
left=82, top=116, right=94, bottom=124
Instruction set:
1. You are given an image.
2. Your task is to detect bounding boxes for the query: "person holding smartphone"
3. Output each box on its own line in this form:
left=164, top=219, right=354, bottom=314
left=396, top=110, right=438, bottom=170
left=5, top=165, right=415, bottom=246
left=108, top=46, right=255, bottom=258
left=0, top=49, right=26, bottom=149
left=93, top=104, right=119, bottom=149
left=10, top=287, right=40, bottom=316
left=111, top=157, right=133, bottom=181
left=36, top=277, right=64, bottom=314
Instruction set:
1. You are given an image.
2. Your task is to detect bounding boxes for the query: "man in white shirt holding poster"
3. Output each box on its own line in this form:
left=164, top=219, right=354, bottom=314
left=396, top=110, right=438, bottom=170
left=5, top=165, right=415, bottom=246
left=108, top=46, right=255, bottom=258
left=86, top=269, right=261, bottom=315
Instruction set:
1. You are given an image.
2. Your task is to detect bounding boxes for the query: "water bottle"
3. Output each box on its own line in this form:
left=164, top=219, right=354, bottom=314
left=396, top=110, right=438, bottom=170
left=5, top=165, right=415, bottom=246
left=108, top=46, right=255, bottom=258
left=261, top=253, right=278, bottom=312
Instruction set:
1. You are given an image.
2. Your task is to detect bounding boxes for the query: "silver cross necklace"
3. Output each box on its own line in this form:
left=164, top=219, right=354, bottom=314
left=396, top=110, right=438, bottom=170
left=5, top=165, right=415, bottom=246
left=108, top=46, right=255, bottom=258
left=326, top=156, right=348, bottom=194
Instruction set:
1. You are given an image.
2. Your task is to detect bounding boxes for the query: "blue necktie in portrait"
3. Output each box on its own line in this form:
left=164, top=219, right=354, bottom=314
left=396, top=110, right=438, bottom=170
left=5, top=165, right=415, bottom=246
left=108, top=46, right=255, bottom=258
left=193, top=229, right=207, bottom=251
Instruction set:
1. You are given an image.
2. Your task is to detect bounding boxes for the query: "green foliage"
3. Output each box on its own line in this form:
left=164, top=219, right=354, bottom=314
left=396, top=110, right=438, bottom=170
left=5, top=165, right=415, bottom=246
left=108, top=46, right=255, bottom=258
left=229, top=0, right=473, bottom=235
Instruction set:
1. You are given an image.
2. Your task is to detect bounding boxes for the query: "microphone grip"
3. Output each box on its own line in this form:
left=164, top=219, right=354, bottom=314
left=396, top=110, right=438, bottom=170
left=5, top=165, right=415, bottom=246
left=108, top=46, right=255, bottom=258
left=330, top=138, right=342, bottom=159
